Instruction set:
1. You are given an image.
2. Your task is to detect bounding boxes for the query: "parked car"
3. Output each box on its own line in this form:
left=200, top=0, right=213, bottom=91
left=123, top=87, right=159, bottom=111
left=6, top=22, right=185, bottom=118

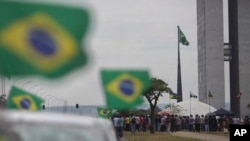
left=0, top=110, right=117, bottom=141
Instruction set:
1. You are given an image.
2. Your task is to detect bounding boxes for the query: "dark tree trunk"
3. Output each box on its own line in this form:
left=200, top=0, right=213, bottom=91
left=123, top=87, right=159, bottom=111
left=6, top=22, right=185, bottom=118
left=150, top=104, right=155, bottom=134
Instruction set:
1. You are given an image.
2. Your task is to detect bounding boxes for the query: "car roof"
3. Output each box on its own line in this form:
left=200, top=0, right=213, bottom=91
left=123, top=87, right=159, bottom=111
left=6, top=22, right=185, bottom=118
left=0, top=110, right=118, bottom=141
left=0, top=110, right=108, bottom=126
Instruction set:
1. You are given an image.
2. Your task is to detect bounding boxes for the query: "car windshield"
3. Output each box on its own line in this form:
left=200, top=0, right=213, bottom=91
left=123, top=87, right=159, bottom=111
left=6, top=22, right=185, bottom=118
left=11, top=123, right=108, bottom=141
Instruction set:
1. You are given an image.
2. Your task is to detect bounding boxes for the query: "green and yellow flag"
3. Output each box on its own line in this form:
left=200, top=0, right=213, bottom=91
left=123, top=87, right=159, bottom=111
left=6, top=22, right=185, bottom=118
left=0, top=1, right=90, bottom=78
left=208, top=91, right=213, bottom=99
left=169, top=93, right=178, bottom=99
left=178, top=26, right=189, bottom=46
left=97, top=107, right=113, bottom=119
left=101, top=69, right=151, bottom=110
left=190, top=91, right=197, bottom=98
left=7, top=86, right=44, bottom=110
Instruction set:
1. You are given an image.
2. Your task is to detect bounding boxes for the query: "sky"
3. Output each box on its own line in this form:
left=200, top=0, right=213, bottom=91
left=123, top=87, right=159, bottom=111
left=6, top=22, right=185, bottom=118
left=3, top=0, right=201, bottom=106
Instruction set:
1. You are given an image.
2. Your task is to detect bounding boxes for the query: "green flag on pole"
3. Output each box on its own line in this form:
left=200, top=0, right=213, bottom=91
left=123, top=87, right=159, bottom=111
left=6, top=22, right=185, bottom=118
left=101, top=69, right=151, bottom=110
left=208, top=91, right=213, bottom=99
left=190, top=91, right=197, bottom=98
left=169, top=90, right=178, bottom=99
left=179, top=27, right=189, bottom=46
left=0, top=1, right=90, bottom=78
left=97, top=107, right=113, bottom=119
left=7, top=86, right=44, bottom=111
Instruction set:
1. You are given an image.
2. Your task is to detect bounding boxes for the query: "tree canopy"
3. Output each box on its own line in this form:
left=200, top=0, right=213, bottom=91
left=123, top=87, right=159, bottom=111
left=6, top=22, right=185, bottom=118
left=143, top=77, right=171, bottom=133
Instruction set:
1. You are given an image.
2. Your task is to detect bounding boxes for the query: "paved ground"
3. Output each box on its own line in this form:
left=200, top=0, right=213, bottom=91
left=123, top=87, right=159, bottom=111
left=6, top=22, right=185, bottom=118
left=170, top=131, right=229, bottom=141
left=120, top=137, right=129, bottom=141
left=120, top=131, right=229, bottom=141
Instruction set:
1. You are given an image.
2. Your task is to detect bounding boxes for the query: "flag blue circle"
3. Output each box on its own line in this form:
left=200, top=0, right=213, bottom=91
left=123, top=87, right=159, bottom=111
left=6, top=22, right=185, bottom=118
left=20, top=98, right=31, bottom=109
left=103, top=109, right=108, bottom=114
left=119, top=80, right=134, bottom=96
left=29, top=28, right=57, bottom=56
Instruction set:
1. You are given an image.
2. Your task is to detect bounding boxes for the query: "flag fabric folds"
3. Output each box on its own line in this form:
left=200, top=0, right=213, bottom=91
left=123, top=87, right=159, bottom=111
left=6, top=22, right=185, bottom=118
left=101, top=69, right=151, bottom=110
left=97, top=107, right=113, bottom=119
left=169, top=90, right=178, bottom=99
left=208, top=91, right=213, bottom=99
left=236, top=92, right=242, bottom=99
left=7, top=86, right=44, bottom=110
left=178, top=26, right=189, bottom=46
left=0, top=1, right=90, bottom=78
left=190, top=91, right=197, bottom=98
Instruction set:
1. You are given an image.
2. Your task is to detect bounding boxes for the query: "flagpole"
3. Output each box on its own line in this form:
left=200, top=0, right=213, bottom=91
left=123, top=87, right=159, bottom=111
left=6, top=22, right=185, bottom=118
left=209, top=95, right=211, bottom=113
left=190, top=94, right=191, bottom=116
left=177, top=26, right=183, bottom=102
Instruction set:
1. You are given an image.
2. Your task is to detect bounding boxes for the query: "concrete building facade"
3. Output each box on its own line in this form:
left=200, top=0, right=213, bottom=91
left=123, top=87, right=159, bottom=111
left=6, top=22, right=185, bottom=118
left=229, top=0, right=250, bottom=118
left=197, top=0, right=250, bottom=118
left=196, top=0, right=225, bottom=110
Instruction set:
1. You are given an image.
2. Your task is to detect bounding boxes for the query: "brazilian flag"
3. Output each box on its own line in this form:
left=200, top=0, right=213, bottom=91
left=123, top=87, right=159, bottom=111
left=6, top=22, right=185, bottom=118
left=7, top=86, right=44, bottom=111
left=190, top=91, right=197, bottom=99
left=208, top=91, right=213, bottom=99
left=0, top=1, right=90, bottom=78
left=178, top=26, right=189, bottom=46
left=169, top=93, right=178, bottom=99
left=97, top=107, right=112, bottom=119
left=101, top=69, right=151, bottom=110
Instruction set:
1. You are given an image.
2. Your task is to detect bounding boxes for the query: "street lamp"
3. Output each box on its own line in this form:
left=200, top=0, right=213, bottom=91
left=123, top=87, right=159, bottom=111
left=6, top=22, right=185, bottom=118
left=29, top=84, right=39, bottom=93
left=0, top=94, right=7, bottom=110
left=13, top=76, right=24, bottom=86
left=42, top=93, right=50, bottom=111
left=22, top=81, right=32, bottom=89
left=50, top=96, right=65, bottom=112
left=36, top=88, right=44, bottom=94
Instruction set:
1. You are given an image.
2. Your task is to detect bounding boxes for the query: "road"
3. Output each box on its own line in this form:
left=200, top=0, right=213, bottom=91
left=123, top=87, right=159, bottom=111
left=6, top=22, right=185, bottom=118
left=170, top=131, right=229, bottom=141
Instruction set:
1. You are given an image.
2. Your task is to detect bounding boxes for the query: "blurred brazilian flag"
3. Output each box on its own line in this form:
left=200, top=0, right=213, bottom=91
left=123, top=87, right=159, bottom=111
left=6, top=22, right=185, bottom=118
left=97, top=107, right=112, bottom=119
left=0, top=1, right=90, bottom=78
left=101, top=69, right=151, bottom=110
left=7, top=86, right=44, bottom=111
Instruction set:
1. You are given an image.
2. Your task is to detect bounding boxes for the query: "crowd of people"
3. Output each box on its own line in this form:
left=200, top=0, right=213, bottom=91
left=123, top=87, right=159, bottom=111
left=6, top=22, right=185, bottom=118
left=111, top=113, right=250, bottom=139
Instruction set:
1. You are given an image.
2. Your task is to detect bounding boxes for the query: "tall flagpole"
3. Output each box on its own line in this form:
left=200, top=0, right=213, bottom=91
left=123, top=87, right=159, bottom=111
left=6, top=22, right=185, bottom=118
left=209, top=95, right=211, bottom=113
left=190, top=94, right=191, bottom=116
left=177, top=26, right=183, bottom=102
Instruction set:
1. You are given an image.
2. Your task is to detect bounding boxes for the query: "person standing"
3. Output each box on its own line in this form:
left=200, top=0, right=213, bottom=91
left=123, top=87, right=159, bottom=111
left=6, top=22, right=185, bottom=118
left=135, top=115, right=140, bottom=132
left=189, top=115, right=195, bottom=132
left=200, top=115, right=205, bottom=132
left=204, top=116, right=209, bottom=132
left=244, top=115, right=249, bottom=125
left=117, top=114, right=124, bottom=138
left=130, top=114, right=136, bottom=134
left=194, top=114, right=201, bottom=132
left=160, top=116, right=166, bottom=132
left=175, top=115, right=182, bottom=131
left=170, top=115, right=176, bottom=133
left=124, top=115, right=130, bottom=131
left=113, top=115, right=119, bottom=139
left=165, top=116, right=171, bottom=133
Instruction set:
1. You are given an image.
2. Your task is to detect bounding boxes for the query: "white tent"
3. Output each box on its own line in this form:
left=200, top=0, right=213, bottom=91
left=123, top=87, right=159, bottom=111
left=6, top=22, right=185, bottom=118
left=164, top=100, right=217, bottom=116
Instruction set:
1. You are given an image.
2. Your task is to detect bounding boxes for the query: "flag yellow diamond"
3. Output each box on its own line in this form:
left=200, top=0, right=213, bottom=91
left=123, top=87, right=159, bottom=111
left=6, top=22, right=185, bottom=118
left=106, top=73, right=143, bottom=103
left=0, top=12, right=78, bottom=72
left=12, top=94, right=39, bottom=110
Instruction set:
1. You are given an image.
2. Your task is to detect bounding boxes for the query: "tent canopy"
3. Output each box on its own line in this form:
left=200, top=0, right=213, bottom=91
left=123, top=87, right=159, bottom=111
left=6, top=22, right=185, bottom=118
left=213, top=108, right=235, bottom=117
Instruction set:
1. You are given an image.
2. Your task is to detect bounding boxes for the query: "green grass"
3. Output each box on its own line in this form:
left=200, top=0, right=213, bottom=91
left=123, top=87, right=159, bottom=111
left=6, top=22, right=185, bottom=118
left=123, top=131, right=202, bottom=141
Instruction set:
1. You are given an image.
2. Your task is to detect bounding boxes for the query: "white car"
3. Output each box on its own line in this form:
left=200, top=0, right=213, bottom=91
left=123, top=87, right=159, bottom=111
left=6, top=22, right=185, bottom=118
left=0, top=110, right=117, bottom=141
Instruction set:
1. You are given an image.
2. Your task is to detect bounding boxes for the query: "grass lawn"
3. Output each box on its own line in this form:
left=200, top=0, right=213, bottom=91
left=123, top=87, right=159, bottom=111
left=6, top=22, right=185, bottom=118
left=123, top=131, right=203, bottom=141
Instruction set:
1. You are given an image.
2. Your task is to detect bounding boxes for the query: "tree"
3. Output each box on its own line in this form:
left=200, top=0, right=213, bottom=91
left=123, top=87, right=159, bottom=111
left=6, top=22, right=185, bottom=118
left=143, top=77, right=171, bottom=134
left=165, top=103, right=185, bottom=115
